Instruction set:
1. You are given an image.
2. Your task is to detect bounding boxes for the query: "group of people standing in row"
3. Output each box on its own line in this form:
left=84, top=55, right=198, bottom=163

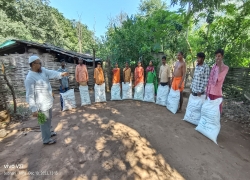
left=25, top=48, right=228, bottom=145
left=72, top=54, right=184, bottom=110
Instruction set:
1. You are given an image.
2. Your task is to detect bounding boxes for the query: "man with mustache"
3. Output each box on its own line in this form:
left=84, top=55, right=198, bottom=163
left=25, top=55, right=69, bottom=145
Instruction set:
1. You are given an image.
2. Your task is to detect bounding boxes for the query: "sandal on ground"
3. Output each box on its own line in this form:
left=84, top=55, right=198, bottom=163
left=43, top=139, right=56, bottom=145
left=51, top=132, right=57, bottom=137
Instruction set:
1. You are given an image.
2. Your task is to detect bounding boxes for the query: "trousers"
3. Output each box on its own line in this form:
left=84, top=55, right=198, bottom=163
left=59, top=86, right=68, bottom=110
left=40, top=108, right=53, bottom=143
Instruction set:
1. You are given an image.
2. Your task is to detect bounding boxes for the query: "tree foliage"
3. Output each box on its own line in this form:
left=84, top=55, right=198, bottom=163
left=170, top=0, right=226, bottom=12
left=98, top=0, right=250, bottom=69
left=0, top=0, right=95, bottom=53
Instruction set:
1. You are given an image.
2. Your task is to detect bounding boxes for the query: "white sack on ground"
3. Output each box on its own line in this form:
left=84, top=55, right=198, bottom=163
left=143, top=83, right=155, bottom=102
left=156, top=85, right=169, bottom=106
left=134, top=83, right=144, bottom=101
left=111, top=83, right=121, bottom=100
left=60, top=89, right=76, bottom=111
left=95, top=83, right=106, bottom=103
left=79, top=85, right=91, bottom=106
left=166, top=88, right=180, bottom=114
left=122, top=82, right=132, bottom=100
left=195, top=97, right=222, bottom=144
left=183, top=94, right=206, bottom=125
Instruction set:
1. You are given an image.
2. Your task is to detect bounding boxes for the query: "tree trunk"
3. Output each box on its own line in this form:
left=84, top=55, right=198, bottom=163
left=93, top=49, right=96, bottom=68
left=206, top=24, right=211, bottom=58
left=184, top=36, right=195, bottom=68
left=186, top=2, right=191, bottom=39
left=1, top=63, right=16, bottom=114
left=78, top=24, right=82, bottom=53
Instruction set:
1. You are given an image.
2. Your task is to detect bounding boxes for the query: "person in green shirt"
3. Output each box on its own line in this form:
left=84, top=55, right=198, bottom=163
left=145, top=60, right=158, bottom=95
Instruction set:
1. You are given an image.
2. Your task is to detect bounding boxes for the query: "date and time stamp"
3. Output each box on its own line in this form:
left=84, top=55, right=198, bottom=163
left=1, top=164, right=59, bottom=176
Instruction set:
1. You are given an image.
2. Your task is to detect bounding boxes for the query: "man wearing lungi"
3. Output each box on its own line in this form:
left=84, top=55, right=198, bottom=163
left=172, top=52, right=186, bottom=112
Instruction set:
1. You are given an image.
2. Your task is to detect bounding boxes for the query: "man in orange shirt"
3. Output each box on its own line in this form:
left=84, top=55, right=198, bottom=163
left=112, top=62, right=120, bottom=84
left=94, top=62, right=105, bottom=85
left=75, top=58, right=89, bottom=86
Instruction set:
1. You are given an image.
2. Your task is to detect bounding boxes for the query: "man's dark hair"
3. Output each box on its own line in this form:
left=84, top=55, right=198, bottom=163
left=197, top=52, right=205, bottom=59
left=162, top=56, right=166, bottom=60
left=60, top=59, right=65, bottom=63
left=29, top=63, right=33, bottom=67
left=215, top=49, right=224, bottom=56
left=178, top=51, right=184, bottom=56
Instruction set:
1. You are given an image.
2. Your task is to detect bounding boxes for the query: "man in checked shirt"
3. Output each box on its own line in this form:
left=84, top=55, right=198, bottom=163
left=190, top=52, right=210, bottom=97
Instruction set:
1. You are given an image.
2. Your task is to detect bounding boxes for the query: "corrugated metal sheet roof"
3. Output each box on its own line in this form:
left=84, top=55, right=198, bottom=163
left=0, top=39, right=101, bottom=62
left=0, top=40, right=16, bottom=49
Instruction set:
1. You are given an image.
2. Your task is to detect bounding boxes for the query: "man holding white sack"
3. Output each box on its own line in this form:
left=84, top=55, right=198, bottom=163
left=111, top=62, right=121, bottom=100
left=206, top=49, right=229, bottom=113
left=58, top=59, right=70, bottom=111
left=122, top=62, right=132, bottom=99
left=75, top=58, right=90, bottom=106
left=155, top=56, right=171, bottom=106
left=169, top=52, right=186, bottom=113
left=94, top=62, right=106, bottom=102
left=195, top=49, right=228, bottom=144
left=25, top=55, right=69, bottom=145
left=183, top=52, right=210, bottom=124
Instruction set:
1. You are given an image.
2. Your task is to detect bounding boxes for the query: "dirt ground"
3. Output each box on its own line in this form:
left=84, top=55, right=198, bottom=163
left=0, top=91, right=250, bottom=180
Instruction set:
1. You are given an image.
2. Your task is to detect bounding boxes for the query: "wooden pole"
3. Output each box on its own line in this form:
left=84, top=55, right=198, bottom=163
left=92, top=49, right=96, bottom=89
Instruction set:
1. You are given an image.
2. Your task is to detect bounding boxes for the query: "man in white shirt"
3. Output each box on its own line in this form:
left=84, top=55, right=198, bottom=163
left=158, top=56, right=172, bottom=88
left=25, top=55, right=68, bottom=145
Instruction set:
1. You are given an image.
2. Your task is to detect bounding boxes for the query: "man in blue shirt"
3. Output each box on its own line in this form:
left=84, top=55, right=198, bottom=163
left=58, top=59, right=69, bottom=111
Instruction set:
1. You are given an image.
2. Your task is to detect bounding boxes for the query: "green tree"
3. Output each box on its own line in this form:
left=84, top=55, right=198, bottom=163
left=0, top=0, right=95, bottom=53
left=139, top=0, right=167, bottom=16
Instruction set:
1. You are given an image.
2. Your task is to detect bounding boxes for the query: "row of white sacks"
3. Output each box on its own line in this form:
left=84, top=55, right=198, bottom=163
left=60, top=82, right=222, bottom=144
